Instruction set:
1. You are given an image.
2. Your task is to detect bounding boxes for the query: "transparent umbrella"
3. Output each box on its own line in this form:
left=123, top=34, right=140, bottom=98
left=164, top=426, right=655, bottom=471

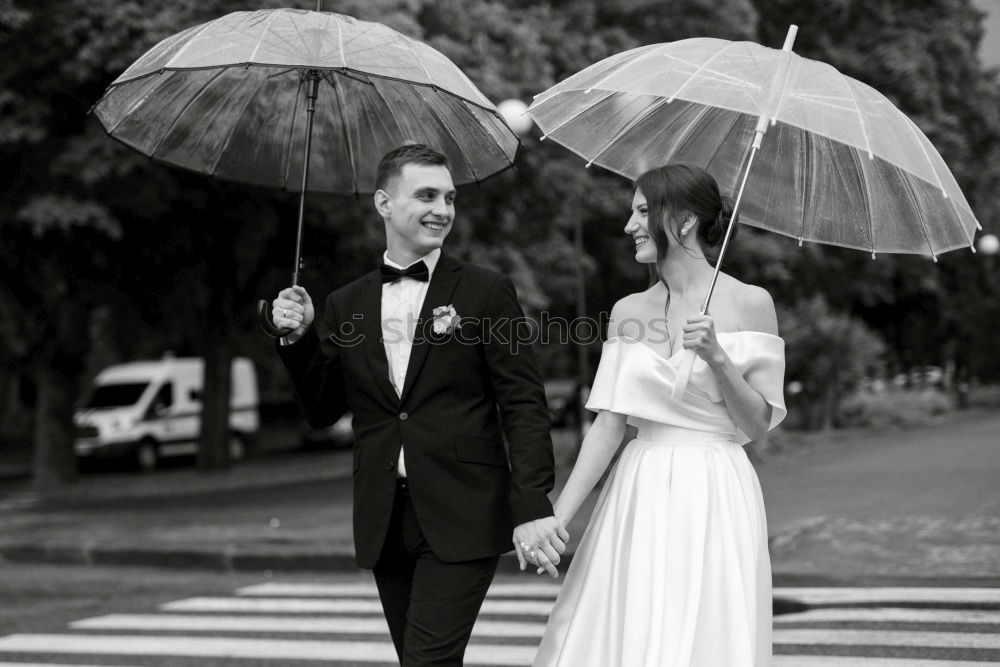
left=93, top=4, right=518, bottom=335
left=528, top=26, right=982, bottom=399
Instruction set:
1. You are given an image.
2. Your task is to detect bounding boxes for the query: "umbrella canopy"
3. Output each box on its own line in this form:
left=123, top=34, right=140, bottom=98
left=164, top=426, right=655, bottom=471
left=94, top=8, right=518, bottom=194
left=528, top=34, right=981, bottom=258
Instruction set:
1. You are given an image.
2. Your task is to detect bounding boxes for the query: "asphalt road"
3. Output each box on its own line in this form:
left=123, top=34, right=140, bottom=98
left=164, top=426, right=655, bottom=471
left=1, top=563, right=998, bottom=665
left=760, top=408, right=1000, bottom=527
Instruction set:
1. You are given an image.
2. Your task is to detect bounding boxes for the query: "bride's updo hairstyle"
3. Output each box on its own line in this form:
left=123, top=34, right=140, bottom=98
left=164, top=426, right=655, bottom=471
left=635, top=163, right=737, bottom=266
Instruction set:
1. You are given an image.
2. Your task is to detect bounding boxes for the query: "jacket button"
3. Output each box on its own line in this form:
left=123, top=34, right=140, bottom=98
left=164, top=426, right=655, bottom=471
left=399, top=411, right=408, bottom=420
left=386, top=462, right=394, bottom=471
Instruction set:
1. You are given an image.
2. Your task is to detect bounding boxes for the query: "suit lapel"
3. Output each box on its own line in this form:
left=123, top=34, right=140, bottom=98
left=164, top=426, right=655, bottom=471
left=399, top=255, right=462, bottom=404
left=360, top=272, right=400, bottom=408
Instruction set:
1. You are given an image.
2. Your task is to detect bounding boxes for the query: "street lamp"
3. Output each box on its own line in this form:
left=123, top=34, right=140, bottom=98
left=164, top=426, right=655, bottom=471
left=977, top=233, right=999, bottom=256
left=497, top=99, right=533, bottom=137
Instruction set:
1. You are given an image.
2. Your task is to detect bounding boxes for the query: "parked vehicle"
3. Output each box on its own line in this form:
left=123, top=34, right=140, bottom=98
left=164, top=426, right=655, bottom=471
left=301, top=413, right=354, bottom=449
left=74, top=355, right=259, bottom=471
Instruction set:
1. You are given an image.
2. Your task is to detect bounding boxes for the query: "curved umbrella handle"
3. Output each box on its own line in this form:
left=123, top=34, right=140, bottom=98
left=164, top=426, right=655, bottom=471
left=671, top=349, right=698, bottom=401
left=257, top=299, right=295, bottom=339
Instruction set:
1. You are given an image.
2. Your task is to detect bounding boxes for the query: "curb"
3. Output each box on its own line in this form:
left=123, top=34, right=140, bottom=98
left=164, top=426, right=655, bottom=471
left=0, top=542, right=562, bottom=574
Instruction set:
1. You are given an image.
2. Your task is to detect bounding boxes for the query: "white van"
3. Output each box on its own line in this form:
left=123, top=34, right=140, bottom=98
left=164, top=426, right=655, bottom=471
left=74, top=355, right=259, bottom=471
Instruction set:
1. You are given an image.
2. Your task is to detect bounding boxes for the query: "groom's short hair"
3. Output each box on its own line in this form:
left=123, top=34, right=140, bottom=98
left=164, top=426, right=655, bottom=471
left=374, top=144, right=450, bottom=193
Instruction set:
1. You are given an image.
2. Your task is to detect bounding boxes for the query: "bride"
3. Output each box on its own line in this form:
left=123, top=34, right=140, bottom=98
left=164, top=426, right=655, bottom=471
left=531, top=163, right=786, bottom=666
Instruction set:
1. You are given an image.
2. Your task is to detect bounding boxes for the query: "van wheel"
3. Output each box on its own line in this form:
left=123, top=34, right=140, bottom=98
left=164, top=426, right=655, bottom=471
left=229, top=435, right=246, bottom=463
left=136, top=440, right=159, bottom=472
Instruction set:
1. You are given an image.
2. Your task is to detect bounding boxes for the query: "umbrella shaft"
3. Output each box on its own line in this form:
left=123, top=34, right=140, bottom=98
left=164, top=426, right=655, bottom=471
left=701, top=142, right=760, bottom=313
left=292, top=74, right=320, bottom=286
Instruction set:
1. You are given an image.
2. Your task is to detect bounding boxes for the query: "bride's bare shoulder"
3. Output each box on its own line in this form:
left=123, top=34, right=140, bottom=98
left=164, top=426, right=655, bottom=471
left=608, top=287, right=662, bottom=338
left=715, top=273, right=778, bottom=335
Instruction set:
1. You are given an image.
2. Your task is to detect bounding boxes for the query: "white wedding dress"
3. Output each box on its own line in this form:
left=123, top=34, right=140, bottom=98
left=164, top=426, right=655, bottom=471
left=534, top=332, right=786, bottom=667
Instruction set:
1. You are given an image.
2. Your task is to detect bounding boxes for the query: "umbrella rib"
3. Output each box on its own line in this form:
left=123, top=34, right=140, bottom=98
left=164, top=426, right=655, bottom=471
left=367, top=79, right=410, bottom=144
left=664, top=41, right=742, bottom=103
left=842, top=80, right=874, bottom=159
left=898, top=112, right=970, bottom=246
left=896, top=162, right=938, bottom=259
left=659, top=103, right=715, bottom=164
left=797, top=132, right=813, bottom=245
left=400, top=33, right=435, bottom=85
left=248, top=9, right=281, bottom=63
left=573, top=47, right=667, bottom=94
left=658, top=52, right=759, bottom=91
left=163, top=21, right=217, bottom=69
left=281, top=77, right=305, bottom=191
left=415, top=87, right=480, bottom=183
left=327, top=75, right=360, bottom=194
left=844, top=144, right=876, bottom=256
left=583, top=96, right=674, bottom=167
left=148, top=67, right=229, bottom=158
left=102, top=78, right=162, bottom=136
left=532, top=90, right=617, bottom=138
left=335, top=15, right=347, bottom=67
left=208, top=72, right=267, bottom=177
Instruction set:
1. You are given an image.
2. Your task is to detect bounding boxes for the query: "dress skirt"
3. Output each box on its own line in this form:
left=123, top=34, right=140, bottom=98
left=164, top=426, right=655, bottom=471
left=533, top=430, right=772, bottom=667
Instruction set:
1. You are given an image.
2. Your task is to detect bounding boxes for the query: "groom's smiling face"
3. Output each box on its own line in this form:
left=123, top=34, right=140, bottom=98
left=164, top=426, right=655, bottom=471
left=376, top=163, right=456, bottom=263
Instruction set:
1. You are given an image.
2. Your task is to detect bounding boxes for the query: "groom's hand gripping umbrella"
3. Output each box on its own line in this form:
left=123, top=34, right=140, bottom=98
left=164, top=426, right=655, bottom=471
left=527, top=25, right=982, bottom=401
left=92, top=4, right=520, bottom=336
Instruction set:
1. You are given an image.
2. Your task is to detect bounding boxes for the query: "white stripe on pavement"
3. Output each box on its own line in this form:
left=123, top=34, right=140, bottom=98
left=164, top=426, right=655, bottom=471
left=236, top=584, right=1000, bottom=605
left=237, top=582, right=562, bottom=598
left=773, top=587, right=1000, bottom=605
left=71, top=613, right=546, bottom=637
left=776, top=607, right=1000, bottom=624
left=0, top=664, right=141, bottom=667
left=772, top=658, right=991, bottom=666
left=161, top=596, right=554, bottom=616
left=774, top=628, right=1000, bottom=649
left=0, top=635, right=535, bottom=665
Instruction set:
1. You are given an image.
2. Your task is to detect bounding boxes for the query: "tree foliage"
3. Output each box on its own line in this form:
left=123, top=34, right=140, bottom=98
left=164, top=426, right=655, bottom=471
left=2, top=0, right=999, bottom=487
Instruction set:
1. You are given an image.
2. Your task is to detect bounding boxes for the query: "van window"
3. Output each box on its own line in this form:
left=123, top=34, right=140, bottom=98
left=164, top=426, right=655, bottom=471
left=85, top=383, right=149, bottom=409
left=152, top=382, right=173, bottom=411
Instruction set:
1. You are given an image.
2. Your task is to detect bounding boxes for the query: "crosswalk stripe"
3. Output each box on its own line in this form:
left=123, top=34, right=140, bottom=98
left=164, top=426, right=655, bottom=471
left=0, top=635, right=536, bottom=665
left=238, top=581, right=561, bottom=598
left=771, top=658, right=990, bottom=666
left=0, top=663, right=141, bottom=667
left=775, top=607, right=1000, bottom=624
left=161, top=596, right=555, bottom=616
left=71, top=613, right=546, bottom=637
left=772, top=587, right=1000, bottom=604
left=773, top=628, right=1000, bottom=649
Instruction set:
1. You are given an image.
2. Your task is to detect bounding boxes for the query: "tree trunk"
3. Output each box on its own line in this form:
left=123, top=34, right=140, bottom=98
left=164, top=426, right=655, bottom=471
left=820, top=381, right=838, bottom=432
left=197, top=214, right=236, bottom=471
left=198, top=336, right=233, bottom=471
left=32, top=362, right=79, bottom=492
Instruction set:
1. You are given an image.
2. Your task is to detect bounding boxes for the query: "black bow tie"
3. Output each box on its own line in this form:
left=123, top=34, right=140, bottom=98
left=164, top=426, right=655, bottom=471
left=380, top=260, right=430, bottom=284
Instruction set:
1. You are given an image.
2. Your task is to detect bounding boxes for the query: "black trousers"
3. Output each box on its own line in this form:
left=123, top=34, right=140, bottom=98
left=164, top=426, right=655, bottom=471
left=372, top=479, right=500, bottom=666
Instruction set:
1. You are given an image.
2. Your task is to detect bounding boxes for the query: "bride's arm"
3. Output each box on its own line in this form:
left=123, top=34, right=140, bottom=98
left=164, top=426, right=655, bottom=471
left=686, top=286, right=778, bottom=442
left=705, top=349, right=772, bottom=442
left=552, top=409, right=628, bottom=526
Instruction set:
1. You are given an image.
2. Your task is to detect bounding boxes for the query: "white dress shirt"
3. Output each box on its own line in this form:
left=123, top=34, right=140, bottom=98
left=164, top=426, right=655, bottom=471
left=381, top=248, right=440, bottom=478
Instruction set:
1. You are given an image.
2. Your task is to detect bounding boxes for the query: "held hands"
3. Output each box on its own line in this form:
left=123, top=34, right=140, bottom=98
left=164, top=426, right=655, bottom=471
left=272, top=285, right=315, bottom=344
left=513, top=516, right=570, bottom=579
left=682, top=314, right=727, bottom=367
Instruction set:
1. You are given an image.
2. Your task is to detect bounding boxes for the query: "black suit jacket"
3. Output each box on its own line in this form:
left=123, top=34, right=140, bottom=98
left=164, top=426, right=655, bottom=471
left=278, top=254, right=555, bottom=567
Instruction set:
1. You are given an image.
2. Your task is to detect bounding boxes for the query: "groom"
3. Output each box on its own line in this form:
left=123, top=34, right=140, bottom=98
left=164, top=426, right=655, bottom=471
left=271, top=144, right=567, bottom=665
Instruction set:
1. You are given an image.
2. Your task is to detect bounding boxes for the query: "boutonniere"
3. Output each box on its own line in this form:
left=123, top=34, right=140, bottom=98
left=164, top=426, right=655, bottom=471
left=431, top=304, right=461, bottom=335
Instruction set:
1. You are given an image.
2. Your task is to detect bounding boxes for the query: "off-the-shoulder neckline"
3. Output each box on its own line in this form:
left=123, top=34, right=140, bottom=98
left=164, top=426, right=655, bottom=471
left=607, top=331, right=784, bottom=364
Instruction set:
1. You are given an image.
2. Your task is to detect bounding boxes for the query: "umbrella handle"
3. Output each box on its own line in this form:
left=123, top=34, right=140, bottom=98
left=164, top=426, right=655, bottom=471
left=257, top=299, right=295, bottom=338
left=671, top=349, right=698, bottom=401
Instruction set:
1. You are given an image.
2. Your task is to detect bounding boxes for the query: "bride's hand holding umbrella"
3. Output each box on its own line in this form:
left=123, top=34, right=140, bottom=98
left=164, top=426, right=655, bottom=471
left=682, top=314, right=726, bottom=368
